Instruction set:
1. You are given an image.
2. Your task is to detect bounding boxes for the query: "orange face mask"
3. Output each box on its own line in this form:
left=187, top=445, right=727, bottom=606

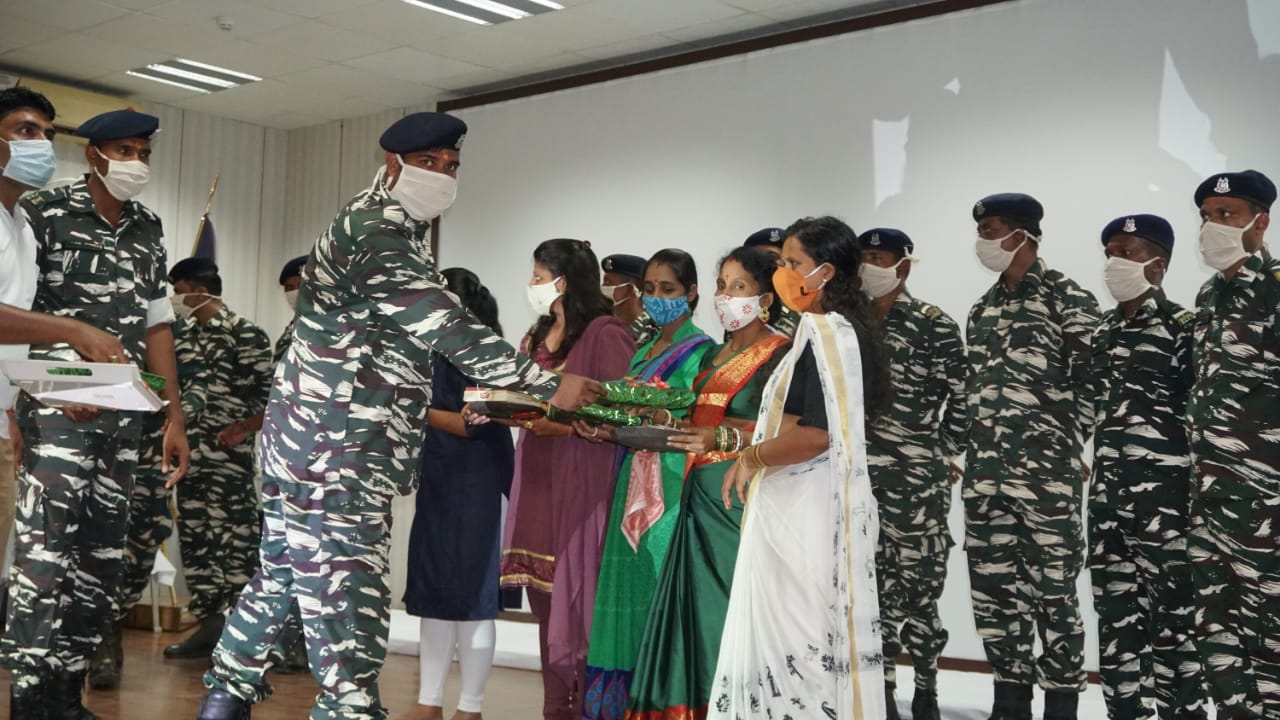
left=773, top=263, right=828, bottom=313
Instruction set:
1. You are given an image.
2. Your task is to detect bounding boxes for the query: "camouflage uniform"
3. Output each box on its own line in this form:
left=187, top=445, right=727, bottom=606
left=175, top=307, right=272, bottom=621
left=629, top=310, right=659, bottom=347
left=272, top=317, right=295, bottom=365
left=771, top=303, right=800, bottom=337
left=1088, top=289, right=1207, bottom=719
left=114, top=318, right=208, bottom=622
left=1188, top=251, right=1280, bottom=719
left=964, top=258, right=1099, bottom=692
left=205, top=172, right=560, bottom=720
left=867, top=291, right=966, bottom=693
left=1, top=177, right=169, bottom=685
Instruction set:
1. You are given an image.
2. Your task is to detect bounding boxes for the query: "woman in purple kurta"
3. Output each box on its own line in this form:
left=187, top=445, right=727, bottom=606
left=500, top=239, right=635, bottom=720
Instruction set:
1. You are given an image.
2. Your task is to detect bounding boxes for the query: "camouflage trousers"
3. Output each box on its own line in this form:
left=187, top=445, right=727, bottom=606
left=1089, top=501, right=1207, bottom=719
left=206, top=470, right=396, bottom=720
left=177, top=435, right=262, bottom=621
left=877, top=531, right=950, bottom=692
left=113, top=415, right=173, bottom=621
left=1188, top=496, right=1280, bottom=720
left=964, top=493, right=1087, bottom=691
left=0, top=405, right=140, bottom=685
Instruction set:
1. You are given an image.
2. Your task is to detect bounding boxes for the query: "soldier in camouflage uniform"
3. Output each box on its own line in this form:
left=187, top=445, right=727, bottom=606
left=1088, top=214, right=1206, bottom=720
left=601, top=253, right=658, bottom=346
left=743, top=227, right=799, bottom=336
left=197, top=112, right=603, bottom=720
left=855, top=228, right=966, bottom=720
left=161, top=257, right=273, bottom=660
left=3, top=109, right=190, bottom=720
left=90, top=316, right=208, bottom=690
left=1187, top=170, right=1280, bottom=719
left=964, top=193, right=1099, bottom=720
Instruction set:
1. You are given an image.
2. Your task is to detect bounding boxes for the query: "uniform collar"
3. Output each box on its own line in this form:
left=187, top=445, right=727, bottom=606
left=989, top=257, right=1046, bottom=301
left=65, top=175, right=144, bottom=224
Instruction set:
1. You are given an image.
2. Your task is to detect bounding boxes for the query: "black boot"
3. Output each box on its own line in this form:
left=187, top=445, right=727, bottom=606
left=88, top=620, right=123, bottom=690
left=49, top=669, right=99, bottom=720
left=9, top=669, right=49, bottom=720
left=911, top=687, right=941, bottom=720
left=165, top=614, right=225, bottom=659
left=884, top=681, right=900, bottom=720
left=988, top=681, right=1033, bottom=720
left=196, top=689, right=252, bottom=720
left=1043, top=690, right=1078, bottom=720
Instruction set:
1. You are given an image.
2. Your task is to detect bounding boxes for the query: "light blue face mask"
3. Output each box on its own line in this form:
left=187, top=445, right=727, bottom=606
left=642, top=294, right=690, bottom=326
left=1, top=138, right=56, bottom=189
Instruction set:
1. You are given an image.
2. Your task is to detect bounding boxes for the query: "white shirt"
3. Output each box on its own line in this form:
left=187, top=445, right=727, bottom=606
left=0, top=202, right=38, bottom=439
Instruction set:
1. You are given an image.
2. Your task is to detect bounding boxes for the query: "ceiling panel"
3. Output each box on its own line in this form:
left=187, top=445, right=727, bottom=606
left=82, top=13, right=233, bottom=57
left=144, top=0, right=309, bottom=39
left=0, top=18, right=66, bottom=55
left=587, top=0, right=747, bottom=35
left=316, top=0, right=475, bottom=48
left=240, top=0, right=382, bottom=20
left=1, top=0, right=130, bottom=31
left=244, top=19, right=392, bottom=64
left=346, top=47, right=487, bottom=85
left=0, top=33, right=162, bottom=81
left=183, top=39, right=330, bottom=78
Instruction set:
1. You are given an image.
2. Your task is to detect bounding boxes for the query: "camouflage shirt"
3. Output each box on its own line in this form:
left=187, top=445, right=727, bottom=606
left=771, top=304, right=800, bottom=338
left=630, top=311, right=659, bottom=348
left=171, top=317, right=210, bottom=421
left=272, top=317, right=295, bottom=366
left=1189, top=251, right=1280, bottom=500
left=1089, top=289, right=1195, bottom=510
left=867, top=291, right=967, bottom=539
left=259, top=172, right=559, bottom=497
left=22, top=176, right=168, bottom=367
left=186, top=306, right=272, bottom=437
left=965, top=258, right=1100, bottom=504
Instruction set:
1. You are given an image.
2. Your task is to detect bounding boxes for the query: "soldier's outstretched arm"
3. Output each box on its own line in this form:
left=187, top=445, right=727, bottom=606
left=0, top=303, right=126, bottom=363
left=349, top=223, right=603, bottom=408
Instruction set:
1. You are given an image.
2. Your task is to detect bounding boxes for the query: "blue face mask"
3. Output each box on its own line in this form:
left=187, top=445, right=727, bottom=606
left=1, top=138, right=56, bottom=189
left=642, top=294, right=690, bottom=326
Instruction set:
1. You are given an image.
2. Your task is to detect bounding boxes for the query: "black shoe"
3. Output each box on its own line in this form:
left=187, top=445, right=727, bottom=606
left=988, top=681, right=1032, bottom=720
left=88, top=621, right=123, bottom=690
left=911, top=688, right=940, bottom=720
left=885, top=681, right=900, bottom=720
left=10, top=670, right=49, bottom=720
left=49, top=669, right=99, bottom=720
left=196, top=689, right=252, bottom=720
left=1043, top=690, right=1078, bottom=720
left=165, top=615, right=225, bottom=660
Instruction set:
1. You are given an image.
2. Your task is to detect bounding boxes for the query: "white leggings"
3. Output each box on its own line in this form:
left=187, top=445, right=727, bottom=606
left=418, top=618, right=496, bottom=712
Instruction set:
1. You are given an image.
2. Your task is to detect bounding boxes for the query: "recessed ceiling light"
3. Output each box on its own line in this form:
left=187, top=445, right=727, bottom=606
left=400, top=0, right=563, bottom=25
left=126, top=58, right=261, bottom=94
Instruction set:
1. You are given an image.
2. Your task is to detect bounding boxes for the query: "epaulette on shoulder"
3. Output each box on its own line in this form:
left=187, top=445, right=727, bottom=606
left=1174, top=310, right=1195, bottom=327
left=25, top=184, right=71, bottom=209
left=923, top=304, right=942, bottom=320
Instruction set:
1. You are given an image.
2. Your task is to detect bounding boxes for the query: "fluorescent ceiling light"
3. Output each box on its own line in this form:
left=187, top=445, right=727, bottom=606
left=400, top=0, right=562, bottom=25
left=126, top=70, right=211, bottom=94
left=126, top=58, right=261, bottom=94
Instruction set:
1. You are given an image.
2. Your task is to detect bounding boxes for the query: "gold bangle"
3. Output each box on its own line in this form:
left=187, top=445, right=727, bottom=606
left=752, top=443, right=769, bottom=469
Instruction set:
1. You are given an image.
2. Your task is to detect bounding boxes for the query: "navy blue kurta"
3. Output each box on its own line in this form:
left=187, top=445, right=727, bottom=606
left=403, top=353, right=515, bottom=620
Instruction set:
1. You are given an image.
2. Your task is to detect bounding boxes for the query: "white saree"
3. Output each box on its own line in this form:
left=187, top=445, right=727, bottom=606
left=709, top=312, right=884, bottom=719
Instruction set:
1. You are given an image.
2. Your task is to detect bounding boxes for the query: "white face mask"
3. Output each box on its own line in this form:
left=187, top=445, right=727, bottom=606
left=388, top=155, right=457, bottom=221
left=526, top=276, right=562, bottom=317
left=601, top=282, right=638, bottom=306
left=1104, top=256, right=1156, bottom=303
left=93, top=146, right=150, bottom=201
left=975, top=230, right=1029, bottom=273
left=858, top=259, right=905, bottom=299
left=1199, top=215, right=1257, bottom=272
left=714, top=294, right=763, bottom=332
left=285, top=289, right=299, bottom=312
left=171, top=293, right=216, bottom=320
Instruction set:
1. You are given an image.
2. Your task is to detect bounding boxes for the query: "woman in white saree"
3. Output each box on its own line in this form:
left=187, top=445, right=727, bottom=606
left=711, top=216, right=886, bottom=720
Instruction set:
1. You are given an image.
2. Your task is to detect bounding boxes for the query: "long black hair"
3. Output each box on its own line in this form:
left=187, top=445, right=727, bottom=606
left=528, top=238, right=613, bottom=362
left=718, top=245, right=781, bottom=328
left=783, top=215, right=888, bottom=416
left=442, top=267, right=502, bottom=337
left=644, top=248, right=699, bottom=311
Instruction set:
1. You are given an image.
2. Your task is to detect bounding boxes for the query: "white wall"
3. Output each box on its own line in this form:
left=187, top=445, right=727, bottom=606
left=281, top=0, right=1280, bottom=669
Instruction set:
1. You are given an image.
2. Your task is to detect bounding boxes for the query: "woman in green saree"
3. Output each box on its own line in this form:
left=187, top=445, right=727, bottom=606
left=581, top=249, right=713, bottom=720
left=624, top=246, right=791, bottom=720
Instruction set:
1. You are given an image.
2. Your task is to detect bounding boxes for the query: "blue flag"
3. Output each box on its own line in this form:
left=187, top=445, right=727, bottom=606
left=192, top=213, right=216, bottom=261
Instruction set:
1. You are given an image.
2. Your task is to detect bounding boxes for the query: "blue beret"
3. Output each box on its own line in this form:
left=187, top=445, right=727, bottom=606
left=1194, top=170, right=1276, bottom=211
left=279, top=255, right=308, bottom=285
left=76, top=109, right=159, bottom=143
left=1100, top=214, right=1174, bottom=254
left=601, top=254, right=646, bottom=281
left=170, top=257, right=218, bottom=282
left=379, top=112, right=467, bottom=155
left=743, top=227, right=784, bottom=248
left=972, top=193, right=1044, bottom=235
left=856, top=228, right=914, bottom=258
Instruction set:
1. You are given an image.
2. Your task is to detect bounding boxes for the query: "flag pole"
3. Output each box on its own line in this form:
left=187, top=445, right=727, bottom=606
left=191, top=174, right=219, bottom=257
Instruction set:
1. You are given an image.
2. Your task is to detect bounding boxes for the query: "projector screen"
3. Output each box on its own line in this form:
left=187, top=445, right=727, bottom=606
left=437, top=0, right=1280, bottom=667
